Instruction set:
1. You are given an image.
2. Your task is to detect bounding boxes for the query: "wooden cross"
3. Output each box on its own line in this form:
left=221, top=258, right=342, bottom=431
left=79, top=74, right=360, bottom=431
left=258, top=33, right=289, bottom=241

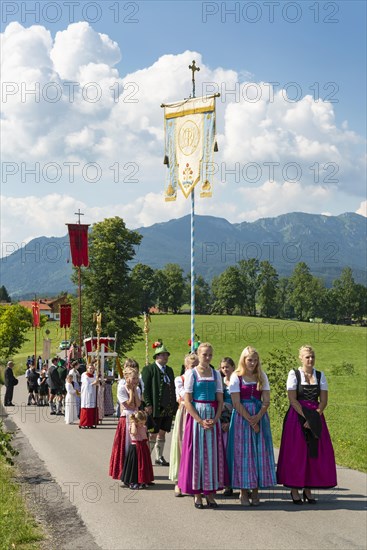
left=189, top=60, right=200, bottom=98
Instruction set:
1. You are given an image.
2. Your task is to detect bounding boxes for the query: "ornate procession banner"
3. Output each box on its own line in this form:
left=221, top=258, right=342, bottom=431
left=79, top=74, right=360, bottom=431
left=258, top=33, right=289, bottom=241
left=163, top=95, right=217, bottom=200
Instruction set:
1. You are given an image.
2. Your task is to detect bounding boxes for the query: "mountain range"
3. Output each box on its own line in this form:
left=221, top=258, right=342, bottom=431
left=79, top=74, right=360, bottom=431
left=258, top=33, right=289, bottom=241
left=1, top=212, right=366, bottom=299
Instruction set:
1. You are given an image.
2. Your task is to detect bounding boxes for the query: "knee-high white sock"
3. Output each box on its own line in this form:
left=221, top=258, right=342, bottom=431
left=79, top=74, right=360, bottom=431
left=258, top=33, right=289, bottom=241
left=155, top=439, right=165, bottom=460
left=149, top=439, right=156, bottom=454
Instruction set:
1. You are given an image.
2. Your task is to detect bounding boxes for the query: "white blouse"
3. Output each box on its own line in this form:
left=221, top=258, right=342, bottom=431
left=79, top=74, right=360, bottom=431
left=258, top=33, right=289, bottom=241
left=184, top=367, right=223, bottom=393
left=286, top=368, right=328, bottom=391
left=117, top=383, right=141, bottom=415
left=228, top=371, right=270, bottom=393
left=174, top=375, right=185, bottom=401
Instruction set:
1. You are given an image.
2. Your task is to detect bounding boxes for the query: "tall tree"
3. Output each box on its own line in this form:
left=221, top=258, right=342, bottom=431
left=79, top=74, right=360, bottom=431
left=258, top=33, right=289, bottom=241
left=131, top=263, right=157, bottom=313
left=0, top=304, right=33, bottom=360
left=154, top=269, right=170, bottom=312
left=237, top=259, right=260, bottom=316
left=71, top=217, right=142, bottom=355
left=276, top=277, right=294, bottom=319
left=185, top=274, right=212, bottom=314
left=332, top=267, right=359, bottom=321
left=160, top=263, right=186, bottom=313
left=211, top=266, right=243, bottom=315
left=257, top=261, right=279, bottom=317
left=289, top=262, right=325, bottom=321
left=354, top=284, right=367, bottom=321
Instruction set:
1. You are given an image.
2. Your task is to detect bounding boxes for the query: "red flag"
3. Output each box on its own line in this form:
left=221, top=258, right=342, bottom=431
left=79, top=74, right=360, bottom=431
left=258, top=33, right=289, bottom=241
left=60, top=304, right=72, bottom=328
left=32, top=302, right=40, bottom=327
left=67, top=224, right=89, bottom=267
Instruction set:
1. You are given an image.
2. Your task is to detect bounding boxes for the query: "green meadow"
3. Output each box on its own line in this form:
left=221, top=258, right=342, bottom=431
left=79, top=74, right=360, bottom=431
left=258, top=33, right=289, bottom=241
left=9, top=314, right=367, bottom=472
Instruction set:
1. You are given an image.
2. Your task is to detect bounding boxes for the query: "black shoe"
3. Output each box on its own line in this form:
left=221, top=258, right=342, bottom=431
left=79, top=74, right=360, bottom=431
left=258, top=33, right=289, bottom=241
left=155, top=456, right=169, bottom=466
left=5, top=403, right=14, bottom=406
left=223, top=488, right=233, bottom=497
left=50, top=411, right=56, bottom=415
left=194, top=497, right=204, bottom=509
left=205, top=497, right=219, bottom=508
left=303, top=489, right=317, bottom=504
left=291, top=491, right=303, bottom=505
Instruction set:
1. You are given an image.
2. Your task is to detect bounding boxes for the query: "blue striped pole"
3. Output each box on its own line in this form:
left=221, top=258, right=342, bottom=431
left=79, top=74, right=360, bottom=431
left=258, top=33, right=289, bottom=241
left=191, top=187, right=195, bottom=352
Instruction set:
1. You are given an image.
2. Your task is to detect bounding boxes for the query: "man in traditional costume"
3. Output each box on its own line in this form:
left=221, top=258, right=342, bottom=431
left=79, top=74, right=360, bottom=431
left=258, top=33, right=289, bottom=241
left=4, top=361, right=18, bottom=406
left=48, top=357, right=62, bottom=415
left=56, top=358, right=67, bottom=415
left=142, top=342, right=177, bottom=466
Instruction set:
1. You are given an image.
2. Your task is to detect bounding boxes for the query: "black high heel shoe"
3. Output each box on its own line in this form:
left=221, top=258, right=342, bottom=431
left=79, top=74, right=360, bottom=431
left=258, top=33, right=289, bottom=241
left=303, top=489, right=317, bottom=504
left=290, top=491, right=303, bottom=505
left=205, top=497, right=219, bottom=508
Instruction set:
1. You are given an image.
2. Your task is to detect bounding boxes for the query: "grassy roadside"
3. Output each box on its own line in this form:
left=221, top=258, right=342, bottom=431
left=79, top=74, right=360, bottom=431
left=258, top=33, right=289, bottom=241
left=0, top=457, right=44, bottom=550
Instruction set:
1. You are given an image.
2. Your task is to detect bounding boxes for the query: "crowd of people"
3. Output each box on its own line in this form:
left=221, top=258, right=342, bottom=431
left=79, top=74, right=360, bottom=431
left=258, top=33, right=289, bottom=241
left=108, top=341, right=337, bottom=508
left=4, top=342, right=337, bottom=507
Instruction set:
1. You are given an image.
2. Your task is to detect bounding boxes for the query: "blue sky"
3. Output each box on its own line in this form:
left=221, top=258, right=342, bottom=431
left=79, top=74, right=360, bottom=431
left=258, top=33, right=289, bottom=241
left=1, top=0, right=366, bottom=249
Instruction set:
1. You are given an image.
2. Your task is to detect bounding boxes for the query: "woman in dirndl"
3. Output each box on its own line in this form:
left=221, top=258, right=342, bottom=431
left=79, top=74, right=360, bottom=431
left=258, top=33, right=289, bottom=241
left=227, top=346, right=276, bottom=506
left=169, top=352, right=199, bottom=497
left=178, top=343, right=228, bottom=509
left=277, top=345, right=337, bottom=504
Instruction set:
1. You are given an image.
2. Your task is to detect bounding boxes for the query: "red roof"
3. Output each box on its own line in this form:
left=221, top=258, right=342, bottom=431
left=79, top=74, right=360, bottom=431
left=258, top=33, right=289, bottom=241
left=18, top=301, right=52, bottom=311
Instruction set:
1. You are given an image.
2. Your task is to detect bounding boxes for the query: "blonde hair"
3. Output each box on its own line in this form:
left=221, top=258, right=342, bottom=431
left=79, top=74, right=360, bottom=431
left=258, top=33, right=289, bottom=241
left=130, top=410, right=147, bottom=425
left=123, top=358, right=139, bottom=379
left=184, top=352, right=199, bottom=368
left=197, top=342, right=213, bottom=353
left=299, top=345, right=315, bottom=358
left=123, top=358, right=139, bottom=371
left=236, top=346, right=265, bottom=390
left=123, top=367, right=139, bottom=379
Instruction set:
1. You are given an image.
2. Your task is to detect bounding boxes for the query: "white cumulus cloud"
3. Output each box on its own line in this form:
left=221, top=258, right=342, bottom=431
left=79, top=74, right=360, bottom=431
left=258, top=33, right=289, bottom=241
left=1, top=22, right=366, bottom=247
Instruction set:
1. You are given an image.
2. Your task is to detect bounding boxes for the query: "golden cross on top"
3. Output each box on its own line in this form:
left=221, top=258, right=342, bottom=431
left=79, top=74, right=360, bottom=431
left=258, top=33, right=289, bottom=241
left=189, top=60, right=200, bottom=98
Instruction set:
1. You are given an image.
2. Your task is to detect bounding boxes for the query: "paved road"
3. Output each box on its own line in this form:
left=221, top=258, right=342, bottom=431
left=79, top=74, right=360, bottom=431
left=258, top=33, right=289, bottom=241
left=1, top=377, right=366, bottom=550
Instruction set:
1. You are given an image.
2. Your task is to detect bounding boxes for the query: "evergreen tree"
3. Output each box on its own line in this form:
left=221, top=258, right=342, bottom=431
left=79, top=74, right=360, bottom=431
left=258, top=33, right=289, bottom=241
left=0, top=286, right=11, bottom=303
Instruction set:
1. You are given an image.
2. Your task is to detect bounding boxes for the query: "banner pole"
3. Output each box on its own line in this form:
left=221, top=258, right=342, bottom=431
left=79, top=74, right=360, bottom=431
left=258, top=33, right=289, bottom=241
left=191, top=190, right=195, bottom=352
left=78, top=266, right=82, bottom=356
left=189, top=61, right=199, bottom=353
left=34, top=300, right=37, bottom=367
